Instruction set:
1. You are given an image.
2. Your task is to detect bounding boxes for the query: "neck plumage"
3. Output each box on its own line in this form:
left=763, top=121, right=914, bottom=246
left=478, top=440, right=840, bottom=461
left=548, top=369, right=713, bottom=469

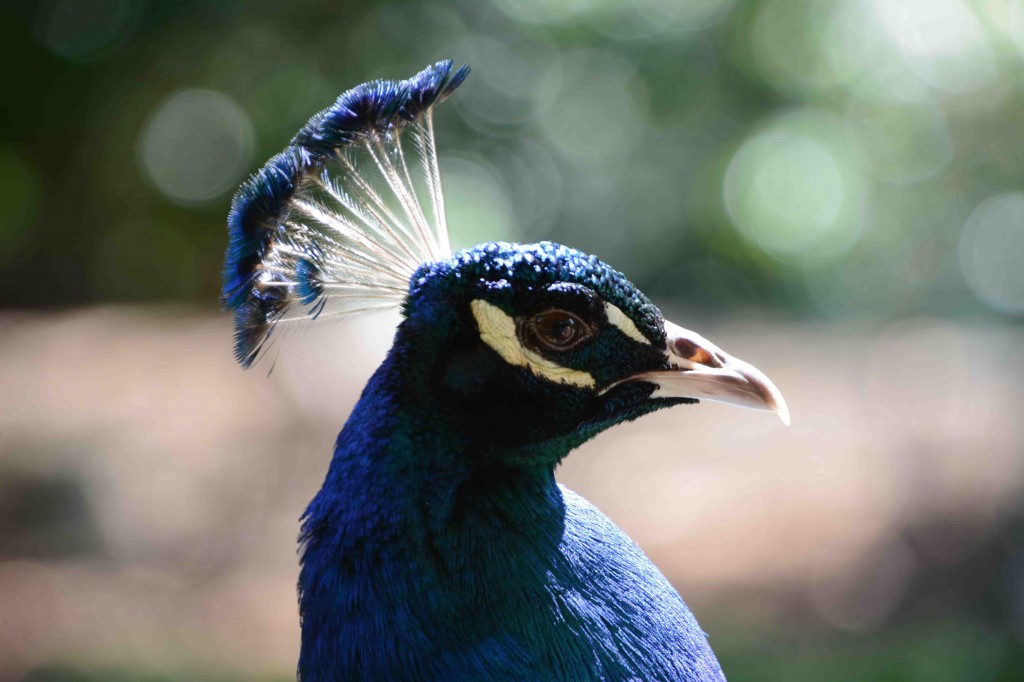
left=296, top=353, right=568, bottom=679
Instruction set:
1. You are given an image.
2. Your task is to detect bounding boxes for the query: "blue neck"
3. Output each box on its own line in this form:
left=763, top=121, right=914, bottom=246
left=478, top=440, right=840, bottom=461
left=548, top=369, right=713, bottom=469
left=296, top=349, right=725, bottom=681
left=297, top=353, right=569, bottom=679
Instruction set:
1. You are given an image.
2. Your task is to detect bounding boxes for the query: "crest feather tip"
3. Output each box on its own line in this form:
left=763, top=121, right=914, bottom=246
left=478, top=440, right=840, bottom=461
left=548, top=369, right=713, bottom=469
left=222, top=61, right=469, bottom=368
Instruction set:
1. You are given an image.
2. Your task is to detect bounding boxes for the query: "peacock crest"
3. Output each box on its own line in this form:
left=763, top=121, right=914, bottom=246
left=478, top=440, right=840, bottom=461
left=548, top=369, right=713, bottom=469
left=222, top=60, right=469, bottom=367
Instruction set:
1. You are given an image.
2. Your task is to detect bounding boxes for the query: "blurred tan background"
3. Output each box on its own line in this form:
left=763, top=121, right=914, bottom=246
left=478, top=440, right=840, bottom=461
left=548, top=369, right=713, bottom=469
left=3, top=1, right=1024, bottom=680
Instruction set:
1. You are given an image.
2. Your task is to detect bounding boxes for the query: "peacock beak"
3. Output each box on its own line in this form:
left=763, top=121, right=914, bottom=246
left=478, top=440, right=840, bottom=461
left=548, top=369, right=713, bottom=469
left=623, top=320, right=790, bottom=425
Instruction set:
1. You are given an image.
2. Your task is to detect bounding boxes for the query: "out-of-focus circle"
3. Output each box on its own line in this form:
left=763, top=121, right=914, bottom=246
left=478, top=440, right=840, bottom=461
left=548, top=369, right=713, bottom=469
left=629, top=0, right=739, bottom=34
left=829, top=0, right=996, bottom=99
left=862, top=318, right=975, bottom=431
left=980, top=0, right=1024, bottom=58
left=452, top=35, right=563, bottom=127
left=810, top=534, right=917, bottom=633
left=825, top=0, right=931, bottom=103
left=33, top=0, right=138, bottom=60
left=723, top=109, right=866, bottom=264
left=539, top=50, right=648, bottom=165
left=846, top=97, right=953, bottom=184
left=959, top=193, right=1024, bottom=315
left=137, top=90, right=254, bottom=206
left=491, top=0, right=614, bottom=25
left=747, top=0, right=846, bottom=94
left=487, top=139, right=565, bottom=238
left=871, top=0, right=997, bottom=96
left=441, top=155, right=519, bottom=249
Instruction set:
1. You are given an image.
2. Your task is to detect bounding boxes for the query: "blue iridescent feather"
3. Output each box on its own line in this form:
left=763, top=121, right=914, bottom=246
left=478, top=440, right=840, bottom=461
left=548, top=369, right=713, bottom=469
left=222, top=60, right=469, bottom=367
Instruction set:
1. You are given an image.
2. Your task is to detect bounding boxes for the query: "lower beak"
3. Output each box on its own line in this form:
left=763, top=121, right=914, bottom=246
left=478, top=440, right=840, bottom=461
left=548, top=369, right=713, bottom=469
left=622, top=320, right=790, bottom=425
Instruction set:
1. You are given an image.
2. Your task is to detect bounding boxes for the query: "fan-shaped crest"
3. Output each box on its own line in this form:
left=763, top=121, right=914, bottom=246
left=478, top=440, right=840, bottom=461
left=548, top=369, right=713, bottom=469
left=222, top=60, right=470, bottom=367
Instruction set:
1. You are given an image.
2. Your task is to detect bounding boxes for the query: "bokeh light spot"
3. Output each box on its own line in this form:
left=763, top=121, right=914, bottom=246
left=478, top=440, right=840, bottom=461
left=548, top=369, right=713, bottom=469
left=747, top=0, right=846, bottom=94
left=452, top=35, right=563, bottom=127
left=630, top=0, right=739, bottom=34
left=441, top=155, right=519, bottom=250
left=33, top=0, right=138, bottom=60
left=959, top=193, right=1024, bottom=315
left=487, top=140, right=565, bottom=238
left=846, top=97, right=953, bottom=185
left=810, top=534, right=917, bottom=633
left=724, top=109, right=866, bottom=264
left=492, top=0, right=616, bottom=26
left=829, top=0, right=997, bottom=100
left=137, top=90, right=254, bottom=206
left=979, top=0, right=1024, bottom=58
left=871, top=0, right=997, bottom=96
left=539, top=50, right=648, bottom=165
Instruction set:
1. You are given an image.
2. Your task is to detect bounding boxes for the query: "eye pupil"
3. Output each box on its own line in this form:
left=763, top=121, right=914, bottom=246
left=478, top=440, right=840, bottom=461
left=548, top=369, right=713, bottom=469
left=548, top=318, right=573, bottom=341
left=530, top=310, right=589, bottom=350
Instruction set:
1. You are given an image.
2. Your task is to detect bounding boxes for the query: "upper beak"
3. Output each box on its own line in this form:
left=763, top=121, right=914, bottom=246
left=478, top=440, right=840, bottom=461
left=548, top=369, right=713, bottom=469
left=622, top=320, right=790, bottom=425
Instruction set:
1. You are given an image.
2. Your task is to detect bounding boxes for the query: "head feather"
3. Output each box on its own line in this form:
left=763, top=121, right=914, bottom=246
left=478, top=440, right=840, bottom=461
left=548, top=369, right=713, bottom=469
left=223, top=60, right=470, bottom=367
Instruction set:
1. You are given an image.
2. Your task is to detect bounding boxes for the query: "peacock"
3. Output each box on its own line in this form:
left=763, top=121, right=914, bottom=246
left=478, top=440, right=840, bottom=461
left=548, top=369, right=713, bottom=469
left=223, top=61, right=788, bottom=682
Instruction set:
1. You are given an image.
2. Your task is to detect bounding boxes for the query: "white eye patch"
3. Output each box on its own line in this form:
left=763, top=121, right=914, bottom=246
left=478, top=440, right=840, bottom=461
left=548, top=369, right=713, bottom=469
left=470, top=299, right=596, bottom=388
left=603, top=302, right=651, bottom=345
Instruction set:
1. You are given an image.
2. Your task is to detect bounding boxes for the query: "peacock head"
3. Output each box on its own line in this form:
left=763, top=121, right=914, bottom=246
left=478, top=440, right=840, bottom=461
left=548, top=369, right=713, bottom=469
left=223, top=61, right=787, bottom=463
left=383, top=240, right=788, bottom=462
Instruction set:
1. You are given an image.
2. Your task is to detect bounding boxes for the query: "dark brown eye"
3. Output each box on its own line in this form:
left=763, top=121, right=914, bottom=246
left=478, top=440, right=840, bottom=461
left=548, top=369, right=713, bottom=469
left=526, top=309, right=591, bottom=351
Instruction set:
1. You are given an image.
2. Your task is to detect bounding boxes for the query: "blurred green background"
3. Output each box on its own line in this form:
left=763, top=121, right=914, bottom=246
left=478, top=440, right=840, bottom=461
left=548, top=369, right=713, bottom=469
left=3, top=0, right=1024, bottom=680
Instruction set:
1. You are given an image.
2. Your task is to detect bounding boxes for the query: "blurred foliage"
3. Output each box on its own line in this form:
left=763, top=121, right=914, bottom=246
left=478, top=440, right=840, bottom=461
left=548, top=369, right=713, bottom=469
left=5, top=0, right=1024, bottom=318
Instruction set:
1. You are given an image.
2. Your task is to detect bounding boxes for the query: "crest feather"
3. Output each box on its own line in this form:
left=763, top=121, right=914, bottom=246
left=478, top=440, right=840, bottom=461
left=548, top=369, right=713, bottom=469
left=223, top=60, right=470, bottom=367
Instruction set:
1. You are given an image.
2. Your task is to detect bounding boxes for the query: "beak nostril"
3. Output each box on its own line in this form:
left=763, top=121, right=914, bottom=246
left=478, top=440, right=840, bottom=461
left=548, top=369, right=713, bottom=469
left=672, top=338, right=696, bottom=357
left=672, top=338, right=718, bottom=367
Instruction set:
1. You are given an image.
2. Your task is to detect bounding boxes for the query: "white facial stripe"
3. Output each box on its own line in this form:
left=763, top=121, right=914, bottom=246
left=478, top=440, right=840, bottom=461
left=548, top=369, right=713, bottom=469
left=470, top=299, right=596, bottom=389
left=604, top=302, right=651, bottom=345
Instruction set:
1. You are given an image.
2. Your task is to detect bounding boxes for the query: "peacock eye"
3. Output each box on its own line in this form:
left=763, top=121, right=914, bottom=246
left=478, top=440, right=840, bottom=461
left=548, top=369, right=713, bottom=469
left=526, top=309, right=592, bottom=351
